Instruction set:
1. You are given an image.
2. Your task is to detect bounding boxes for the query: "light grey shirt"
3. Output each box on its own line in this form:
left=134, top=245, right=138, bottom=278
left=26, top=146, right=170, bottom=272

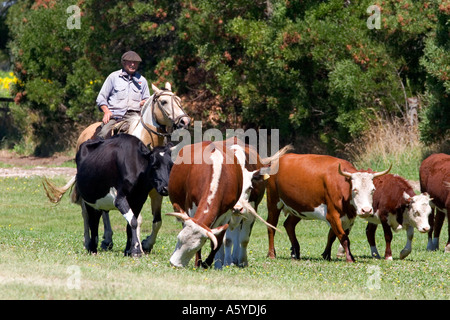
left=96, top=69, right=151, bottom=117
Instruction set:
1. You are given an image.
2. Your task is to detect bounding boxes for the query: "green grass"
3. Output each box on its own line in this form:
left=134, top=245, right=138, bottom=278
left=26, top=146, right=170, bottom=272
left=0, top=175, right=449, bottom=300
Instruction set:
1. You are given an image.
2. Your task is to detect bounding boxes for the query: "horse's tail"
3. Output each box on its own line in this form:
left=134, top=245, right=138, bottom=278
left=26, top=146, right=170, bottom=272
left=42, top=175, right=76, bottom=204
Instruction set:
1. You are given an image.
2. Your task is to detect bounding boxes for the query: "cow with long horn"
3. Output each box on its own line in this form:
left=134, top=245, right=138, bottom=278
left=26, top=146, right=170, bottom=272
left=167, top=139, right=288, bottom=268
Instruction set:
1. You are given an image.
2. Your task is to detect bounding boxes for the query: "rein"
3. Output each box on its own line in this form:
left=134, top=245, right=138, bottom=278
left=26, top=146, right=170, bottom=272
left=140, top=90, right=188, bottom=139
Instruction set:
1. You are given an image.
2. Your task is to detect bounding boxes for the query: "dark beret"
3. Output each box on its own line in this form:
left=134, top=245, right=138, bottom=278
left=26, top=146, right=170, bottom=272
left=121, top=51, right=142, bottom=62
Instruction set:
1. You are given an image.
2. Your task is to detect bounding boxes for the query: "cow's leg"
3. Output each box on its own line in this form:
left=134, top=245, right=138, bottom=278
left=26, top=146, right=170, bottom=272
left=266, top=186, right=281, bottom=259
left=142, top=190, right=163, bottom=253
left=337, top=223, right=354, bottom=258
left=214, top=243, right=225, bottom=269
left=114, top=195, right=142, bottom=257
left=445, top=208, right=450, bottom=253
left=100, top=211, right=114, bottom=251
left=326, top=210, right=354, bottom=262
left=366, top=223, right=381, bottom=259
left=400, top=226, right=414, bottom=259
left=223, top=225, right=238, bottom=266
left=381, top=221, right=393, bottom=260
left=85, top=205, right=102, bottom=254
left=81, top=201, right=91, bottom=251
left=202, top=229, right=227, bottom=269
left=284, top=214, right=301, bottom=259
left=136, top=214, right=143, bottom=253
left=427, top=208, right=436, bottom=251
left=223, top=215, right=241, bottom=266
left=432, top=209, right=445, bottom=251
left=237, top=216, right=255, bottom=267
left=322, top=228, right=336, bottom=261
left=195, top=250, right=203, bottom=268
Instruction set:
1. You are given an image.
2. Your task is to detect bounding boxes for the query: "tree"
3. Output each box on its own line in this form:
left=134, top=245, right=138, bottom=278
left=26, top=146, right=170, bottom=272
left=5, top=0, right=447, bottom=155
left=419, top=3, right=450, bottom=143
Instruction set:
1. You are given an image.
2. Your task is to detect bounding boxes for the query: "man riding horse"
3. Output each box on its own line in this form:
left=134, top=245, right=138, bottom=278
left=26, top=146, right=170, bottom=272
left=45, top=50, right=191, bottom=253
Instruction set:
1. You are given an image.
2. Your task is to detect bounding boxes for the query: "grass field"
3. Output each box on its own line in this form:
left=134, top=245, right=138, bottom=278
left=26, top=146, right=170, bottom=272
left=0, top=174, right=449, bottom=300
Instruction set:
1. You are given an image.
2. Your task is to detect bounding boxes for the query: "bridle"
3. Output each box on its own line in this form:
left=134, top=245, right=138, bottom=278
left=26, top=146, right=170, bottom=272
left=140, top=90, right=189, bottom=138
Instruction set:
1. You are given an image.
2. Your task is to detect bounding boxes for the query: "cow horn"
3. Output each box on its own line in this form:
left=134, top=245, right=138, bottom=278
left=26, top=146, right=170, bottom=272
left=204, top=230, right=218, bottom=250
left=166, top=211, right=190, bottom=221
left=373, top=163, right=392, bottom=178
left=241, top=200, right=282, bottom=233
left=338, top=163, right=352, bottom=178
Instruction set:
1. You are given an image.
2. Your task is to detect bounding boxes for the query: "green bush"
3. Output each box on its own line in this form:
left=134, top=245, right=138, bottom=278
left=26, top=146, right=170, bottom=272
left=4, top=0, right=448, bottom=154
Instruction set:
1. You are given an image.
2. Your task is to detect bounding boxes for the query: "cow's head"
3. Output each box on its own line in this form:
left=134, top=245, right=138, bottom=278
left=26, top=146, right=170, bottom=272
left=148, top=144, right=174, bottom=196
left=403, top=192, right=432, bottom=233
left=338, top=164, right=392, bottom=217
left=167, top=210, right=228, bottom=268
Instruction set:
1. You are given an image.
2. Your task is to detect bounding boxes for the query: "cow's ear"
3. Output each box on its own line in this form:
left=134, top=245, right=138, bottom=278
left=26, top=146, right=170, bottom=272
left=403, top=192, right=412, bottom=203
left=139, top=141, right=151, bottom=157
left=148, top=152, right=159, bottom=167
left=252, top=167, right=271, bottom=182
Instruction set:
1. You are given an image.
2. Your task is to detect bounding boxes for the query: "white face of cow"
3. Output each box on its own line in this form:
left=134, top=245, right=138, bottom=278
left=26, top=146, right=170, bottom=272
left=170, top=219, right=209, bottom=268
left=349, top=172, right=376, bottom=217
left=339, top=164, right=391, bottom=218
left=403, top=192, right=432, bottom=233
left=167, top=212, right=227, bottom=268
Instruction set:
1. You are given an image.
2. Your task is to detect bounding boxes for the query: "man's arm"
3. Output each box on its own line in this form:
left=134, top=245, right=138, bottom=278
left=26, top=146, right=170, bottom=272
left=96, top=74, right=114, bottom=124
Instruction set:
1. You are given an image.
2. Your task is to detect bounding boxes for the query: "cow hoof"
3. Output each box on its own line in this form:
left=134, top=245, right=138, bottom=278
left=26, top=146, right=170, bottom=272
left=131, top=252, right=142, bottom=258
left=290, top=253, right=300, bottom=260
left=101, top=241, right=113, bottom=251
left=125, top=250, right=142, bottom=258
left=141, top=239, right=153, bottom=253
left=321, top=252, right=331, bottom=261
left=399, top=249, right=411, bottom=260
left=371, top=252, right=381, bottom=259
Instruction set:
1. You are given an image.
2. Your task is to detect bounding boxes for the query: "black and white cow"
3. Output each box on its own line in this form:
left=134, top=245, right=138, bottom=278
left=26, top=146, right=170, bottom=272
left=73, top=134, right=173, bottom=256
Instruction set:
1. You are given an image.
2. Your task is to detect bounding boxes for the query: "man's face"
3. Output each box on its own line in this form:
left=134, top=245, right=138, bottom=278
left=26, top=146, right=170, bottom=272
left=122, top=60, right=139, bottom=75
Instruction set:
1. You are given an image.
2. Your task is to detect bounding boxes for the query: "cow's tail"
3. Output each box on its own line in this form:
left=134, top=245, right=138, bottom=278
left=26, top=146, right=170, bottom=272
left=259, top=144, right=293, bottom=174
left=42, top=175, right=77, bottom=204
left=241, top=200, right=282, bottom=233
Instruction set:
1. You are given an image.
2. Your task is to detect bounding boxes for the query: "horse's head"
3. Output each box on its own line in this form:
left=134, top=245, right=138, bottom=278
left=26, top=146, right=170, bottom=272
left=146, top=82, right=190, bottom=132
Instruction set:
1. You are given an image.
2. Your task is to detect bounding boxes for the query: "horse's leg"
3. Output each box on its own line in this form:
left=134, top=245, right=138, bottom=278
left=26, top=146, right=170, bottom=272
left=141, top=189, right=163, bottom=253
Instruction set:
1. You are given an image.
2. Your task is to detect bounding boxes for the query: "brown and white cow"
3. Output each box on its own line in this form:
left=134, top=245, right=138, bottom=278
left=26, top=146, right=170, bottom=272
left=359, top=174, right=431, bottom=260
left=167, top=139, right=286, bottom=268
left=219, top=138, right=289, bottom=268
left=266, top=154, right=391, bottom=262
left=420, top=153, right=450, bottom=252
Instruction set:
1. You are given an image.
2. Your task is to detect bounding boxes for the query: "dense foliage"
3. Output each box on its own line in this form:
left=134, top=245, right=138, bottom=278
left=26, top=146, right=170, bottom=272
left=3, top=0, right=449, bottom=155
